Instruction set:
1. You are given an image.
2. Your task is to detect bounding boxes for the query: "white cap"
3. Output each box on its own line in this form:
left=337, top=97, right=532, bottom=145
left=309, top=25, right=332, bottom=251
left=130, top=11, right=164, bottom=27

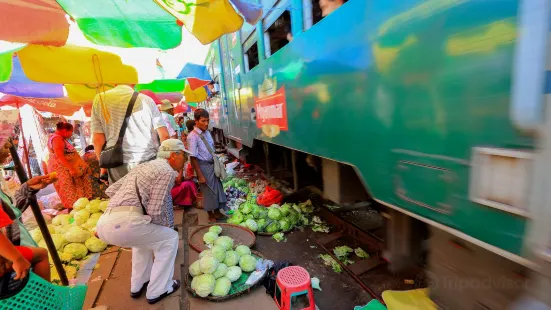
left=157, top=139, right=191, bottom=159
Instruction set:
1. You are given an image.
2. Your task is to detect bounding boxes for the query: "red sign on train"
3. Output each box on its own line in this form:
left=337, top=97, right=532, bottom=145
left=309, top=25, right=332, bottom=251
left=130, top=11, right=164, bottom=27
left=254, top=86, right=288, bottom=131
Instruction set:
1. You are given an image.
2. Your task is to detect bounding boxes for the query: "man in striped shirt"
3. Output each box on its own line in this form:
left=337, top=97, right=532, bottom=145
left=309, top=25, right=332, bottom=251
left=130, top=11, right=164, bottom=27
left=91, top=85, right=169, bottom=184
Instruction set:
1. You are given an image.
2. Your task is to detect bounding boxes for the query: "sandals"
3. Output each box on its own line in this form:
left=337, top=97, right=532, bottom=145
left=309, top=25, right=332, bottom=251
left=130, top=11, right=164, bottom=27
left=130, top=281, right=149, bottom=299
left=147, top=280, right=181, bottom=305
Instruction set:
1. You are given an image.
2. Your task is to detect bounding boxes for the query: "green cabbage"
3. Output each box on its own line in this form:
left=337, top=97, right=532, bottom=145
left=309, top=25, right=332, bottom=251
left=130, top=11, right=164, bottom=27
left=257, top=218, right=267, bottom=231
left=85, top=201, right=102, bottom=214
left=52, top=214, right=72, bottom=226
left=227, top=213, right=243, bottom=225
left=211, top=245, right=226, bottom=262
left=192, top=274, right=215, bottom=297
left=239, top=255, right=257, bottom=272
left=245, top=219, right=258, bottom=232
left=279, top=219, right=291, bottom=232
left=226, top=266, right=242, bottom=282
left=203, top=232, right=219, bottom=245
left=199, top=250, right=212, bottom=258
left=90, top=213, right=103, bottom=220
left=63, top=243, right=88, bottom=259
left=73, top=209, right=91, bottom=226
left=72, top=198, right=90, bottom=211
left=84, top=217, right=99, bottom=229
left=266, top=221, right=280, bottom=233
left=209, top=225, right=223, bottom=235
left=189, top=260, right=202, bottom=277
left=280, top=204, right=291, bottom=216
left=212, top=277, right=231, bottom=297
left=288, top=210, right=299, bottom=226
left=65, top=226, right=91, bottom=243
left=234, top=245, right=251, bottom=257
left=257, top=208, right=268, bottom=220
left=38, top=234, right=66, bottom=250
left=239, top=222, right=248, bottom=228
left=213, top=263, right=228, bottom=279
left=54, top=225, right=69, bottom=235
left=214, top=236, right=234, bottom=251
left=84, top=236, right=107, bottom=253
left=268, top=208, right=282, bottom=220
left=223, top=251, right=239, bottom=267
left=199, top=256, right=219, bottom=274
left=99, top=201, right=109, bottom=212
left=241, top=203, right=252, bottom=214
left=30, top=228, right=43, bottom=243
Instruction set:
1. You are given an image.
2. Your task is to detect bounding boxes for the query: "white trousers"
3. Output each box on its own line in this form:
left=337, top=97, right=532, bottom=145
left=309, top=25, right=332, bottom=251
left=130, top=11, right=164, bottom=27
left=96, top=208, right=178, bottom=299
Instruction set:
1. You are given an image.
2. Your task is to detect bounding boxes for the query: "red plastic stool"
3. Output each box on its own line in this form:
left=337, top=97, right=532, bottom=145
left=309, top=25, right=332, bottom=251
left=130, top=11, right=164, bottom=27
left=274, top=266, right=315, bottom=310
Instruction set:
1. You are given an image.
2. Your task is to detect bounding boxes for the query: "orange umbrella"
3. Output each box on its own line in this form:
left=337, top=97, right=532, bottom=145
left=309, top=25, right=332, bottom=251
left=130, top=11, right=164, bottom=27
left=0, top=0, right=69, bottom=46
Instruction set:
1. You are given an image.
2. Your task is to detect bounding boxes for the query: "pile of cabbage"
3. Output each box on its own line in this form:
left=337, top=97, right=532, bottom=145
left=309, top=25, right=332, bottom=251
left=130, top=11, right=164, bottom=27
left=29, top=197, right=109, bottom=283
left=191, top=227, right=257, bottom=298
left=226, top=200, right=315, bottom=234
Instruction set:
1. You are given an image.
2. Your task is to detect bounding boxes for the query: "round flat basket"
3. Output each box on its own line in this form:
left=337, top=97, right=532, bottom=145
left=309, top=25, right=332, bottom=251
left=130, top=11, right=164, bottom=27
left=189, top=223, right=256, bottom=253
left=185, top=251, right=267, bottom=302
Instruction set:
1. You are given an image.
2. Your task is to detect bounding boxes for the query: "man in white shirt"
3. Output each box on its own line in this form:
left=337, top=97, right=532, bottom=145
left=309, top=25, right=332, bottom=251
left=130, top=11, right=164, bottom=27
left=91, top=85, right=169, bottom=184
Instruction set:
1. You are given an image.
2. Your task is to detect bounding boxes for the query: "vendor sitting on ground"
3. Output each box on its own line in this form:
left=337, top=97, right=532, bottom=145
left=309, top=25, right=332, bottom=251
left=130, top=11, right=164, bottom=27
left=0, top=141, right=58, bottom=282
left=171, top=158, right=197, bottom=209
left=96, top=139, right=187, bottom=305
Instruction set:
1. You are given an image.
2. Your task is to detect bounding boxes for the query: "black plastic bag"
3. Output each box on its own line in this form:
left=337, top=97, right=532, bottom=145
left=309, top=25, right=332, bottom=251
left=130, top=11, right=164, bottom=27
left=263, top=260, right=293, bottom=298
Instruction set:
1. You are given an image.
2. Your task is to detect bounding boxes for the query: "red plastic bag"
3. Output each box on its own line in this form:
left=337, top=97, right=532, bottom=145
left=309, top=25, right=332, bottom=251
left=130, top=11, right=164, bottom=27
left=257, top=186, right=283, bottom=206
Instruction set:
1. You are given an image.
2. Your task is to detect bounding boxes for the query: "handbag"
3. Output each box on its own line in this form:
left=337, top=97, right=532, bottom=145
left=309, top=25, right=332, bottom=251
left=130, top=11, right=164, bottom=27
left=196, top=132, right=227, bottom=180
left=99, top=92, right=139, bottom=169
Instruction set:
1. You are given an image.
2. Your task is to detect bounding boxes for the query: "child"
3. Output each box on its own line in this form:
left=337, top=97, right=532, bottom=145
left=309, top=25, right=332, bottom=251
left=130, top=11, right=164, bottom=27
left=0, top=174, right=57, bottom=282
left=0, top=197, right=50, bottom=281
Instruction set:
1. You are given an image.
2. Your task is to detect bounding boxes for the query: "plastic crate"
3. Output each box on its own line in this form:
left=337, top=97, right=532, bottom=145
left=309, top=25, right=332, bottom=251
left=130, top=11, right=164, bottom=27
left=0, top=272, right=87, bottom=310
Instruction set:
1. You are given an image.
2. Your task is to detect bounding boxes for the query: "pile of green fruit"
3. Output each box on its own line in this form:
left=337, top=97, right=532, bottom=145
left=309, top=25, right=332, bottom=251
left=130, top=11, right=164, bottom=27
left=226, top=200, right=315, bottom=234
left=190, top=226, right=257, bottom=298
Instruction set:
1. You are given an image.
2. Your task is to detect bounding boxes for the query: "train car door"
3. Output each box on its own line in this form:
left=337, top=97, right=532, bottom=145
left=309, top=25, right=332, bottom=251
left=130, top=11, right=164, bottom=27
left=219, top=34, right=242, bottom=140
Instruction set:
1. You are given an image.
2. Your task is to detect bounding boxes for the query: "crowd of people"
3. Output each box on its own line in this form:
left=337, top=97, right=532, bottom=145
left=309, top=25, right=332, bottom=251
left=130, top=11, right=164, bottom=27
left=0, top=84, right=227, bottom=305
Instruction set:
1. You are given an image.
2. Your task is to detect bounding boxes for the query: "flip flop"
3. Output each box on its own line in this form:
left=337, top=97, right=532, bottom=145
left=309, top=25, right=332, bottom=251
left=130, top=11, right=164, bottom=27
left=147, top=280, right=181, bottom=305
left=130, top=281, right=149, bottom=299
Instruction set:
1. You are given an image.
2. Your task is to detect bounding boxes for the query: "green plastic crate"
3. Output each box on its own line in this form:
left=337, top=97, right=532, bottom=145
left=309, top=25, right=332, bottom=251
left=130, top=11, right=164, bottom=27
left=0, top=272, right=87, bottom=310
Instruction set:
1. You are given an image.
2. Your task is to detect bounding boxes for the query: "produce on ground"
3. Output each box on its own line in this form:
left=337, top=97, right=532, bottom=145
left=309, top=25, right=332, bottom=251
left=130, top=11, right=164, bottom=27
left=355, top=247, right=370, bottom=259
left=272, top=233, right=285, bottom=242
left=32, top=198, right=112, bottom=284
left=226, top=199, right=322, bottom=235
left=319, top=254, right=342, bottom=273
left=333, top=245, right=355, bottom=265
left=190, top=237, right=256, bottom=298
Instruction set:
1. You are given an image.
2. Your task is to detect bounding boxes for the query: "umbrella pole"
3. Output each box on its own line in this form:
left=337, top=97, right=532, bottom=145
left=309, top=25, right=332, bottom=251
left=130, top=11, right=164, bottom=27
left=8, top=141, right=69, bottom=286
left=16, top=105, right=33, bottom=178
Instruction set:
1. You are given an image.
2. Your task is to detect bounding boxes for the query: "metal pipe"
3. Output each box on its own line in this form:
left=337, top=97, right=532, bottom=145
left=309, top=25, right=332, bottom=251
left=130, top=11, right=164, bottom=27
left=292, top=150, right=298, bottom=191
left=8, top=142, right=69, bottom=286
left=16, top=107, right=33, bottom=178
left=264, top=142, right=271, bottom=177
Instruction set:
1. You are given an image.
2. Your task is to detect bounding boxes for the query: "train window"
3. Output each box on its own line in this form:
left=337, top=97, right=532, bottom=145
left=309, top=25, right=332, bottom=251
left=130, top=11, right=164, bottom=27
left=306, top=0, right=347, bottom=29
left=244, top=43, right=259, bottom=72
left=265, top=10, right=291, bottom=56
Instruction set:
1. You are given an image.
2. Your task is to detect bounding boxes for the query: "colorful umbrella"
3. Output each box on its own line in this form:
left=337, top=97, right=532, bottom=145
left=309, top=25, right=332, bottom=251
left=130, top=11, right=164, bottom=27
left=177, top=63, right=212, bottom=91
left=0, top=57, right=64, bottom=98
left=0, top=0, right=69, bottom=46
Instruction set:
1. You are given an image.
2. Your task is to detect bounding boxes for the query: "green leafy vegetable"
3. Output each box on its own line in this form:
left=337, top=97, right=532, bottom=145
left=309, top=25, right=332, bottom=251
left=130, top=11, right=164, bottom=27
left=239, top=255, right=257, bottom=272
left=319, top=254, right=342, bottom=273
left=355, top=247, right=370, bottom=259
left=273, top=232, right=285, bottom=242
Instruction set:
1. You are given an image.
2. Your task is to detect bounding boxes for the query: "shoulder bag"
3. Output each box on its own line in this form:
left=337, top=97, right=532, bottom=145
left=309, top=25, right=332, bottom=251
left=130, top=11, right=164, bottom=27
left=99, top=92, right=139, bottom=169
left=196, top=131, right=227, bottom=180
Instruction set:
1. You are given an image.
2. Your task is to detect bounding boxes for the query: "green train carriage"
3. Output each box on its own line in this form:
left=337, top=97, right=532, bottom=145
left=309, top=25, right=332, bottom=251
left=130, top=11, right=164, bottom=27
left=203, top=0, right=551, bottom=308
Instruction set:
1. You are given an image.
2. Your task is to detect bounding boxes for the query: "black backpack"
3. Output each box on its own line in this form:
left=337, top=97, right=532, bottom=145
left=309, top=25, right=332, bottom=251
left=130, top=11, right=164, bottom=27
left=263, top=261, right=293, bottom=297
